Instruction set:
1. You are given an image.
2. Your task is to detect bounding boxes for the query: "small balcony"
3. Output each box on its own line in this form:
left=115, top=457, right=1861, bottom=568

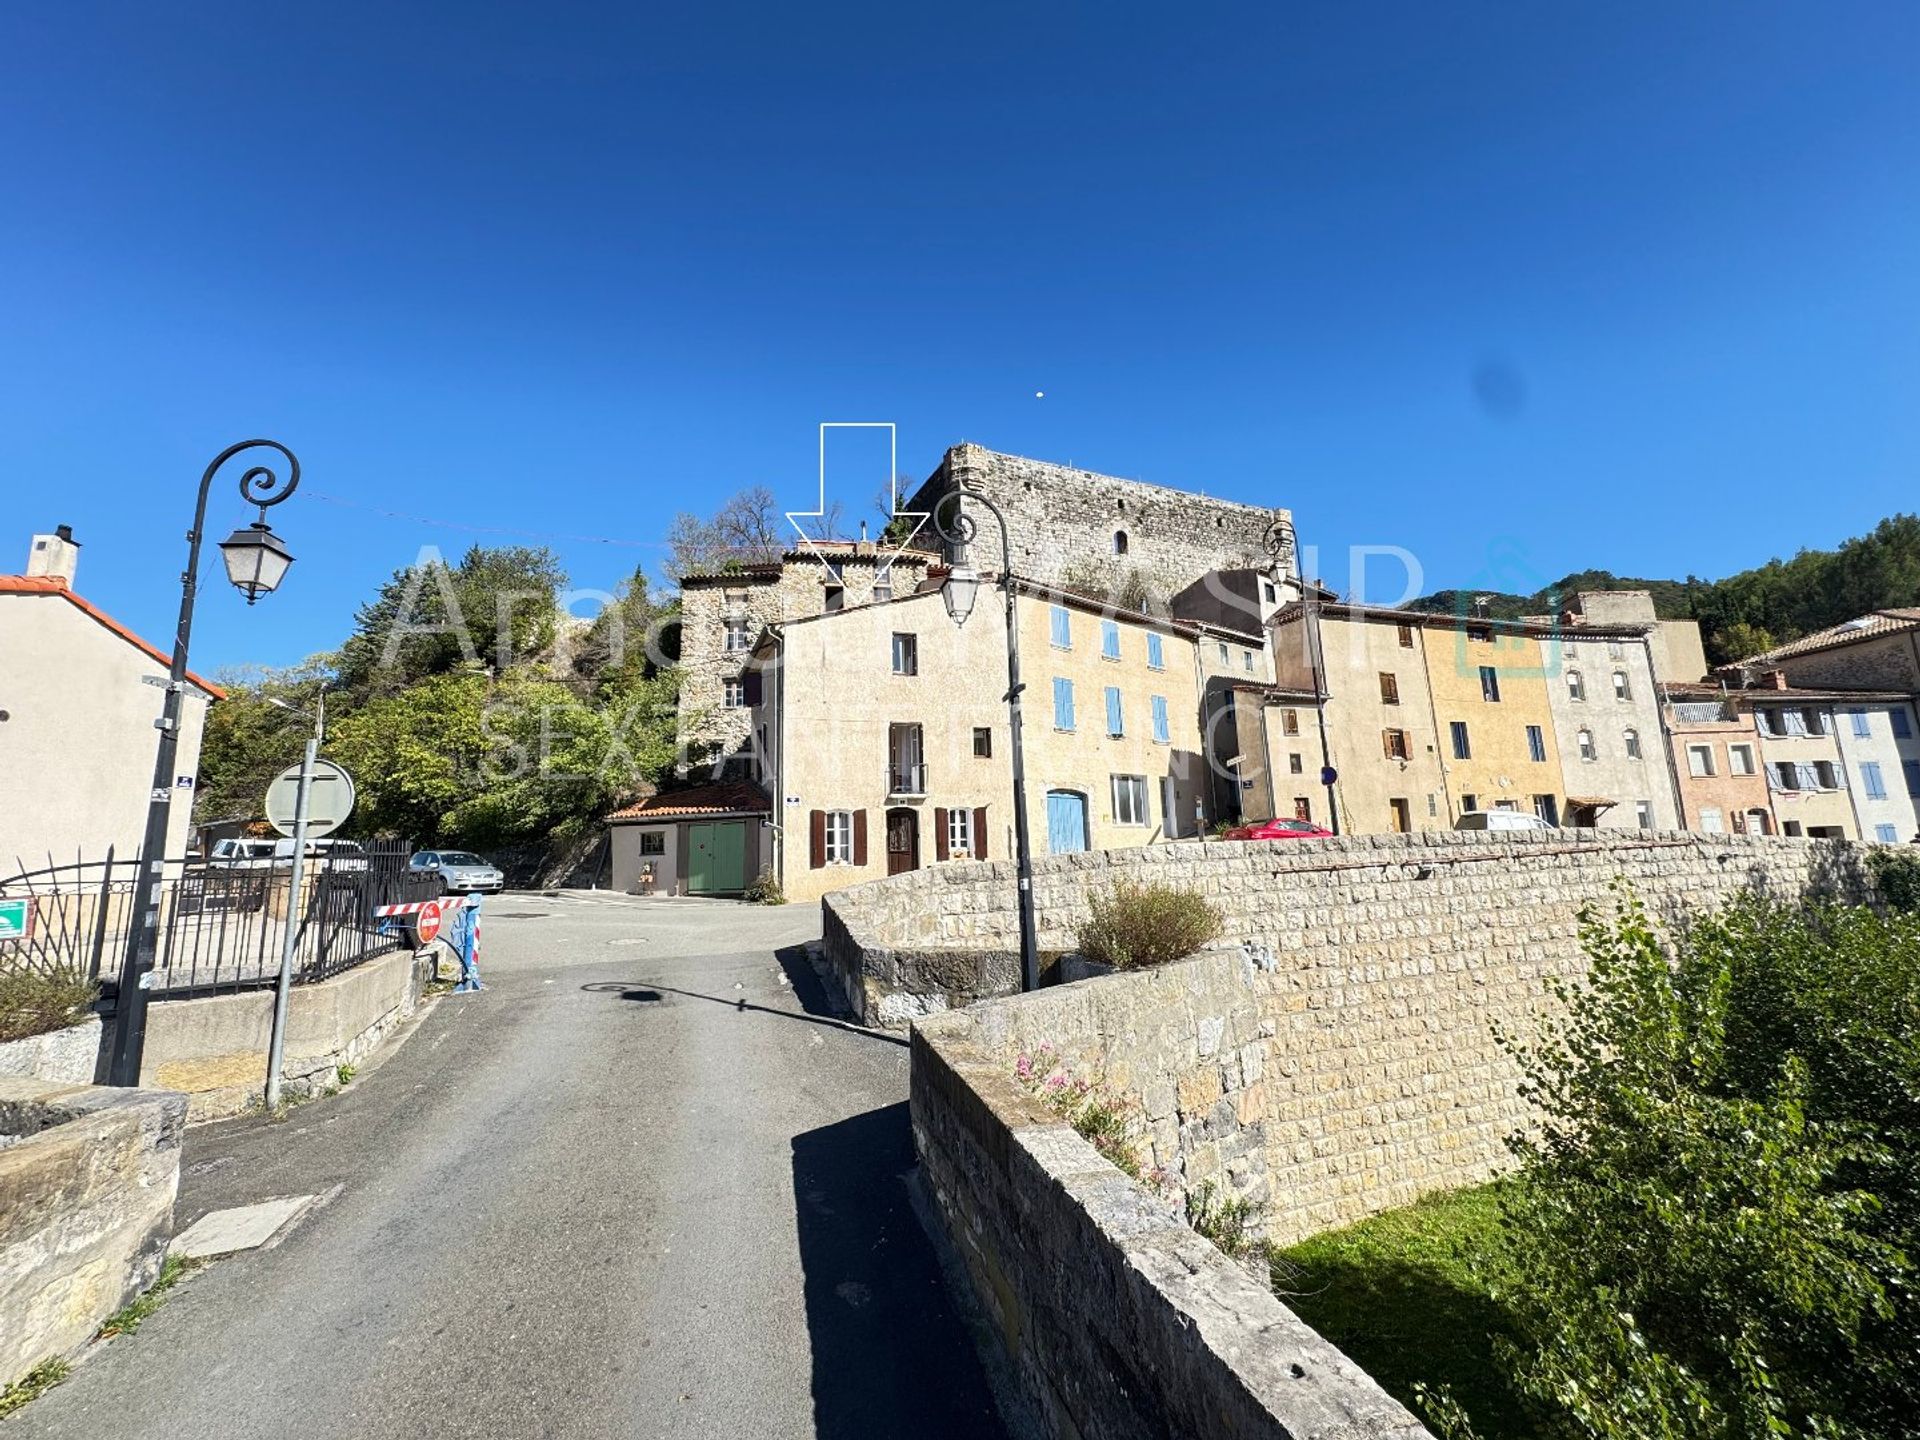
left=887, top=723, right=927, bottom=798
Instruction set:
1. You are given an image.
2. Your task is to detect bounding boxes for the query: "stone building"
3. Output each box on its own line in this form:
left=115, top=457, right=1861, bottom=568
left=903, top=443, right=1299, bottom=609
left=1726, top=609, right=1920, bottom=693
left=748, top=582, right=1214, bottom=904
left=1660, top=685, right=1778, bottom=835
left=1, top=529, right=220, bottom=866
left=675, top=540, right=932, bottom=775
left=1543, top=626, right=1682, bottom=830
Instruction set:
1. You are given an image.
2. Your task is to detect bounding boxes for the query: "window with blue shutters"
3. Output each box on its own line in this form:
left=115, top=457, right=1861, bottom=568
left=1525, top=725, right=1546, bottom=763
left=1105, top=686, right=1124, bottom=737
left=1146, top=632, right=1164, bottom=670
left=1050, top=605, right=1072, bottom=648
left=1862, top=762, right=1887, bottom=799
left=1053, top=677, right=1075, bottom=730
left=1101, top=620, right=1121, bottom=660
left=1877, top=824, right=1900, bottom=844
left=1450, top=721, right=1471, bottom=760
left=1851, top=707, right=1871, bottom=737
left=1151, top=695, right=1170, bottom=743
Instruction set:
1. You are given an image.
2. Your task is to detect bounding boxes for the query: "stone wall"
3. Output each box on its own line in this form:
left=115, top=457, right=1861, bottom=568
left=0, top=1017, right=101, bottom=1085
left=0, top=1078, right=187, bottom=1387
left=912, top=1017, right=1429, bottom=1440
left=906, top=444, right=1294, bottom=605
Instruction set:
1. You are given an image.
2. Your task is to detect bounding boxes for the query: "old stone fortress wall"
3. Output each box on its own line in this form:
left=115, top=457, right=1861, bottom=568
left=871, top=830, right=1878, bottom=1438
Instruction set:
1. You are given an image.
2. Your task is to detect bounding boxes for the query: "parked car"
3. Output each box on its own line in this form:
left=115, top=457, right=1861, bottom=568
left=1222, top=817, right=1336, bottom=841
left=206, top=838, right=278, bottom=869
left=408, top=850, right=505, bottom=894
left=273, top=837, right=369, bottom=869
left=1453, top=809, right=1557, bottom=833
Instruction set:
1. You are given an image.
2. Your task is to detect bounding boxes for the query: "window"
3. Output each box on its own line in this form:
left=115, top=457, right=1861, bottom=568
left=1111, top=774, right=1150, bottom=826
left=1052, top=677, right=1076, bottom=731
left=1380, top=672, right=1400, bottom=706
left=1861, top=762, right=1887, bottom=799
left=1105, top=686, right=1125, bottom=737
left=1242, top=649, right=1255, bottom=672
left=1623, top=727, right=1642, bottom=759
left=1389, top=798, right=1411, bottom=833
left=1757, top=709, right=1787, bottom=738
left=1687, top=743, right=1716, bottom=778
left=1906, top=760, right=1920, bottom=797
left=1534, top=794, right=1559, bottom=825
left=1397, top=623, right=1414, bottom=648
left=1567, top=669, right=1585, bottom=701
left=1728, top=744, right=1755, bottom=775
left=1050, top=604, right=1072, bottom=648
left=1892, top=708, right=1913, bottom=740
left=1113, top=529, right=1129, bottom=555
left=723, top=679, right=746, bottom=708
left=1289, top=752, right=1304, bottom=774
left=1146, top=632, right=1165, bottom=670
left=891, top=632, right=918, bottom=675
left=1526, top=725, right=1546, bottom=763
left=948, top=807, right=975, bottom=856
left=1699, top=807, right=1724, bottom=834
left=1150, top=695, right=1170, bottom=744
left=888, top=724, right=926, bottom=794
left=1467, top=624, right=1493, bottom=644
left=825, top=811, right=854, bottom=864
left=1635, top=800, right=1654, bottom=829
left=1460, top=793, right=1478, bottom=813
left=1293, top=796, right=1313, bottom=821
left=639, top=831, right=666, bottom=856
left=1607, top=640, right=1625, bottom=660
left=1878, top=824, right=1901, bottom=844
left=1851, top=707, right=1871, bottom=738
left=1101, top=619, right=1121, bottom=660
left=972, top=727, right=993, bottom=758
left=1218, top=641, right=1230, bottom=664
left=1479, top=665, right=1501, bottom=702
left=1814, top=760, right=1841, bottom=790
left=723, top=618, right=752, bottom=652
left=823, top=585, right=844, bottom=613
left=1806, top=709, right=1831, bottom=737
left=722, top=587, right=748, bottom=609
left=1449, top=721, right=1471, bottom=760
left=1383, top=728, right=1411, bottom=760
left=1281, top=709, right=1300, bottom=737
left=1577, top=729, right=1596, bottom=761
left=873, top=568, right=893, bottom=602
left=1612, top=670, right=1631, bottom=701
left=1772, top=761, right=1801, bottom=790
left=1262, top=580, right=1276, bottom=604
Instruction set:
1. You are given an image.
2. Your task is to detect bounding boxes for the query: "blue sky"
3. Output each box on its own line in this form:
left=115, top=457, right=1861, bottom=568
left=3, top=3, right=1916, bottom=672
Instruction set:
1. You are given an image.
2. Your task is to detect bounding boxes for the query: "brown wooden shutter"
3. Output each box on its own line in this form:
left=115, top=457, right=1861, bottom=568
left=809, top=810, right=825, bottom=869
left=742, top=670, right=763, bottom=706
left=852, top=810, right=868, bottom=866
left=974, top=807, right=988, bottom=859
left=934, top=808, right=949, bottom=861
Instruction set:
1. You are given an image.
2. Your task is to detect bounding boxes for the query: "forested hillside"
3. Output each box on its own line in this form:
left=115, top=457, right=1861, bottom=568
left=1406, top=514, right=1920, bottom=664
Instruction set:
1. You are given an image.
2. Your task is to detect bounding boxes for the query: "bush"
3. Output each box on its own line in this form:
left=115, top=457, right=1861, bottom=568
left=1077, top=880, right=1223, bottom=969
left=742, top=867, right=786, bottom=905
left=1475, top=890, right=1920, bottom=1440
left=0, top=967, right=99, bottom=1045
left=1868, top=845, right=1920, bottom=913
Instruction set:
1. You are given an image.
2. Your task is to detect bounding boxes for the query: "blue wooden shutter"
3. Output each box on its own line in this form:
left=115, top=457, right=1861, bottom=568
left=1105, top=686, right=1123, bottom=736
left=1053, top=677, right=1075, bottom=730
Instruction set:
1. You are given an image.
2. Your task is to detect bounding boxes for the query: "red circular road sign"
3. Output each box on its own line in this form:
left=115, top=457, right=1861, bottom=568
left=413, top=901, right=444, bottom=947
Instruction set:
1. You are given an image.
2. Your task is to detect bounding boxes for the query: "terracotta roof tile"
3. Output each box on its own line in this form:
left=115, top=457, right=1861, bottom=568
left=607, top=781, right=771, bottom=822
left=1735, top=609, right=1920, bottom=666
left=0, top=575, right=226, bottom=698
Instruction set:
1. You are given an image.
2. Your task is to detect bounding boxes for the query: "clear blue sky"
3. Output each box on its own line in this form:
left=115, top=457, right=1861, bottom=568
left=3, top=3, right=1916, bottom=671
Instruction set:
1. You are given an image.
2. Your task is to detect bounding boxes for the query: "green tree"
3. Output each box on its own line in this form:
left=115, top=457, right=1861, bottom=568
left=191, top=658, right=334, bottom=827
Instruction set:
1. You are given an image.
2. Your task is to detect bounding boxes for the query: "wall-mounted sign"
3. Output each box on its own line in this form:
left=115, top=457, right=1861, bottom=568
left=0, top=897, right=31, bottom=942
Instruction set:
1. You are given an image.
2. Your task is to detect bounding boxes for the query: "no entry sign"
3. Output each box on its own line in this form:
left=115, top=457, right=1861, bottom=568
left=413, top=901, right=444, bottom=946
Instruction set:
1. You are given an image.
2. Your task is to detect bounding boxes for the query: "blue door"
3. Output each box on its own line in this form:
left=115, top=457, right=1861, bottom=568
left=1045, top=790, right=1089, bottom=854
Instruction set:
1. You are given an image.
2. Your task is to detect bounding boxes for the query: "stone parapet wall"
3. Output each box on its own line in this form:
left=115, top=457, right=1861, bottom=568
left=0, top=1017, right=101, bottom=1085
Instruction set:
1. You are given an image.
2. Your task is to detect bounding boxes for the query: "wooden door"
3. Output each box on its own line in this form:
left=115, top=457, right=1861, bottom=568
left=886, top=809, right=918, bottom=875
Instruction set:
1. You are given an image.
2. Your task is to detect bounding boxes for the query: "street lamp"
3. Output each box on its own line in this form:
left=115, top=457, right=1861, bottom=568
left=106, top=439, right=300, bottom=1088
left=931, top=489, right=1041, bottom=994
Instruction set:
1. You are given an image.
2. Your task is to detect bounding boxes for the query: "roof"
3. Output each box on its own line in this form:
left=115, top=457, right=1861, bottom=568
left=1661, top=680, right=1911, bottom=705
left=0, top=575, right=226, bottom=698
left=1227, top=682, right=1323, bottom=705
left=1270, top=599, right=1652, bottom=641
left=607, top=781, right=771, bottom=822
left=679, top=543, right=937, bottom=585
left=1730, top=609, right=1920, bottom=667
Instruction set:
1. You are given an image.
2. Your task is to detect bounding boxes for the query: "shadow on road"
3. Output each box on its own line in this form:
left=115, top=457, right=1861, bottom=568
left=791, top=1103, right=1007, bottom=1439
left=576, top=947, right=908, bottom=1048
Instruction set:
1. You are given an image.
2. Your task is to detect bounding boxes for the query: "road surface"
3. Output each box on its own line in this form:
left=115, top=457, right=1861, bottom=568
left=9, top=893, right=1005, bottom=1440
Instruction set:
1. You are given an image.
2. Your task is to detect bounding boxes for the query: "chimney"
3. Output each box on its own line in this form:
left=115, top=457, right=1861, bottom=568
left=1764, top=669, right=1789, bottom=690
left=26, top=525, right=79, bottom=586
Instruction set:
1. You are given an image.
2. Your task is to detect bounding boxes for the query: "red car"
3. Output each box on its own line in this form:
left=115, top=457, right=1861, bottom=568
left=1222, top=818, right=1335, bottom=841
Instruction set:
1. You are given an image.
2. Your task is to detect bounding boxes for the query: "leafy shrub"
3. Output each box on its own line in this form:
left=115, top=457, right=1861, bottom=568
left=1476, top=890, right=1920, bottom=1440
left=1186, top=1181, right=1266, bottom=1263
left=1868, top=845, right=1920, bottom=913
left=0, top=967, right=98, bottom=1045
left=1077, top=881, right=1223, bottom=969
left=743, top=867, right=786, bottom=905
left=1014, top=1046, right=1167, bottom=1185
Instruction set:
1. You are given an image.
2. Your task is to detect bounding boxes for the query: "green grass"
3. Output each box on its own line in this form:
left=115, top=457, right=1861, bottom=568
left=96, top=1254, right=197, bottom=1340
left=0, top=1359, right=71, bottom=1419
left=1272, top=1182, right=1528, bottom=1439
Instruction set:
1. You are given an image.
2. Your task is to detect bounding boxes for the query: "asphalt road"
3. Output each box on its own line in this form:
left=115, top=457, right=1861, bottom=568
left=9, top=894, right=1006, bottom=1440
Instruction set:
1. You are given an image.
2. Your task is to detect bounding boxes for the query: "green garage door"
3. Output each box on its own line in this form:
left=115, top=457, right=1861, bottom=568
left=686, top=821, right=749, bottom=895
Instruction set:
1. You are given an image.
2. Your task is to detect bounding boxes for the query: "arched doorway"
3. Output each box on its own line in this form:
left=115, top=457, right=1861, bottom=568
left=885, top=808, right=920, bottom=876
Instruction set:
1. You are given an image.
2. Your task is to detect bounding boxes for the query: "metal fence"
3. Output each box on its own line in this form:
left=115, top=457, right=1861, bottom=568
left=0, top=841, right=439, bottom=1001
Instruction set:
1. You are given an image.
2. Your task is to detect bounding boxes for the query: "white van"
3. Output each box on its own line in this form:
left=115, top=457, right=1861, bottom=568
left=1453, top=809, right=1557, bottom=833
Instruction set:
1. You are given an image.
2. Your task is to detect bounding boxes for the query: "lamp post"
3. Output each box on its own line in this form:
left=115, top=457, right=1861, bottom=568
left=106, top=440, right=300, bottom=1088
left=931, top=489, right=1041, bottom=993
left=262, top=690, right=324, bottom=1110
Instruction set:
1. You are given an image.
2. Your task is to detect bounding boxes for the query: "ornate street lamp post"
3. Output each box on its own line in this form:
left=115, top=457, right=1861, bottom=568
left=932, top=489, right=1041, bottom=993
left=106, top=440, right=300, bottom=1087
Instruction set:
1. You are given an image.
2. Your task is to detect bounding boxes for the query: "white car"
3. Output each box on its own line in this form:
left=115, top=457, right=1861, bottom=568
left=409, top=850, right=505, bottom=894
left=1453, top=809, right=1557, bottom=833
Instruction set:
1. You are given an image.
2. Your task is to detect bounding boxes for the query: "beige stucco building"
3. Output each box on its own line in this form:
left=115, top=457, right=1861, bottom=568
left=750, top=583, right=1210, bottom=903
left=0, top=530, right=220, bottom=870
